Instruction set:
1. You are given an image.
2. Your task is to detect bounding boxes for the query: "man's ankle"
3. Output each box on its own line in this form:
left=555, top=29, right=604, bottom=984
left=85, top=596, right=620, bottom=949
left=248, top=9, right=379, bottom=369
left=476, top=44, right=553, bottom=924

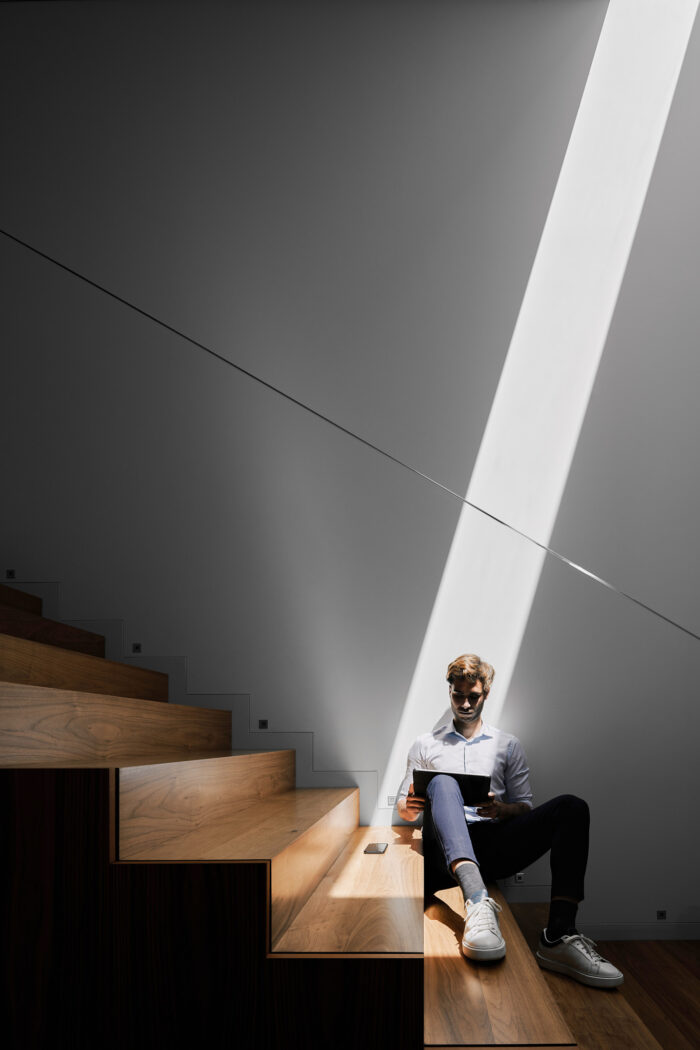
left=468, top=887, right=488, bottom=905
left=453, top=859, right=487, bottom=904
left=542, top=925, right=578, bottom=945
left=546, top=898, right=578, bottom=941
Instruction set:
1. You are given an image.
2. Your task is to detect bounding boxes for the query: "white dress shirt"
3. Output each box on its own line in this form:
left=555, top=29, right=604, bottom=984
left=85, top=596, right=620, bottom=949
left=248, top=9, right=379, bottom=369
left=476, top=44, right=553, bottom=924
left=397, top=718, right=533, bottom=823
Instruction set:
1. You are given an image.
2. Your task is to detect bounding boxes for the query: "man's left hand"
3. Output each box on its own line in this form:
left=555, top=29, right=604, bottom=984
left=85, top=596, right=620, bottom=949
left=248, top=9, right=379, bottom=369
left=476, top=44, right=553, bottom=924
left=476, top=792, right=508, bottom=821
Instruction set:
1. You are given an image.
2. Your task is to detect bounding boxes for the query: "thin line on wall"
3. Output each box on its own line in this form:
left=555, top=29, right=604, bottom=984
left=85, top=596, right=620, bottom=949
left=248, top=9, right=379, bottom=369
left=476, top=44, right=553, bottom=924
left=2, top=225, right=700, bottom=652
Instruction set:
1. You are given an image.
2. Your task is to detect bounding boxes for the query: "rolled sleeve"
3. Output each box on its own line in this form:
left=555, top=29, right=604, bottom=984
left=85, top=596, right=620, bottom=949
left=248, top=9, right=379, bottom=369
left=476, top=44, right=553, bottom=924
left=504, top=738, right=533, bottom=809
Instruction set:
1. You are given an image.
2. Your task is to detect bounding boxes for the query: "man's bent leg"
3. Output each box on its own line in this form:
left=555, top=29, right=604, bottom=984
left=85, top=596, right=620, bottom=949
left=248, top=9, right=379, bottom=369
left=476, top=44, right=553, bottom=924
left=467, top=794, right=622, bottom=985
left=424, top=775, right=505, bottom=961
left=424, top=774, right=478, bottom=874
left=468, top=794, right=590, bottom=905
left=422, top=778, right=487, bottom=905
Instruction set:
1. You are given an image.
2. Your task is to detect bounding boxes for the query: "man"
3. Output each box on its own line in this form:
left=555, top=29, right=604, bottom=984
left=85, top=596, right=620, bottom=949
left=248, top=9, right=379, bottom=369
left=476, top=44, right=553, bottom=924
left=396, top=653, right=623, bottom=988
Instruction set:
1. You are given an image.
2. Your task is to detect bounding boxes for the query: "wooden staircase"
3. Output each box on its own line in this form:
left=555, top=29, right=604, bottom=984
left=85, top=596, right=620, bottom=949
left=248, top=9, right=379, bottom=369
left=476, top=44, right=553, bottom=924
left=0, top=583, right=422, bottom=1050
left=1, top=583, right=662, bottom=1050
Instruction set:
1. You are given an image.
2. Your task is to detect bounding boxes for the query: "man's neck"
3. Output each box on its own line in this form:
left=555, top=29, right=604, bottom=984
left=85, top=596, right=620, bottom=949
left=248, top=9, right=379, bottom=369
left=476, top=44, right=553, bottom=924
left=453, top=716, right=483, bottom=740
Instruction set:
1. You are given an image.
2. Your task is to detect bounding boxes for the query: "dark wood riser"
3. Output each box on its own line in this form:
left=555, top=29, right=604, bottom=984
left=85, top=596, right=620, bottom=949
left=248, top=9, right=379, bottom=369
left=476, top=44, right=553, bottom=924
left=1, top=769, right=422, bottom=1050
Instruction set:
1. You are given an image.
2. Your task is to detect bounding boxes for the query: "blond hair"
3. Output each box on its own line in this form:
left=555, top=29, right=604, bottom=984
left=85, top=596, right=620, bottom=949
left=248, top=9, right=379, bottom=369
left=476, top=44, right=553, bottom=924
left=446, top=653, right=495, bottom=694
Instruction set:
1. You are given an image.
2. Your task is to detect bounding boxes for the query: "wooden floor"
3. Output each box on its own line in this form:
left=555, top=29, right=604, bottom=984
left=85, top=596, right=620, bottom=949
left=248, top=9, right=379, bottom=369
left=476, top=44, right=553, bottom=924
left=511, top=903, right=700, bottom=1050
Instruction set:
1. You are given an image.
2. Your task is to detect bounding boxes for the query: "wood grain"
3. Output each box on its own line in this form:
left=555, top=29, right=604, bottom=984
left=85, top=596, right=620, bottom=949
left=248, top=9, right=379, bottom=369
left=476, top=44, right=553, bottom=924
left=424, top=884, right=575, bottom=1047
left=270, top=788, right=359, bottom=943
left=273, top=825, right=423, bottom=955
left=0, top=633, right=168, bottom=700
left=118, top=749, right=295, bottom=856
left=118, top=785, right=357, bottom=861
left=0, top=682, right=231, bottom=765
left=0, top=583, right=42, bottom=614
left=0, top=603, right=106, bottom=656
left=608, top=940, right=700, bottom=1050
left=552, top=938, right=699, bottom=1050
left=510, top=902, right=667, bottom=1050
left=533, top=971, right=663, bottom=1050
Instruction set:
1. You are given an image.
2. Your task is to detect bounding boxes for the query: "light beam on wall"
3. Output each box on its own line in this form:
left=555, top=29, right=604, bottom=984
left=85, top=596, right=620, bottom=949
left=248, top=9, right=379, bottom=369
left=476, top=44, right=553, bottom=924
left=374, top=0, right=699, bottom=823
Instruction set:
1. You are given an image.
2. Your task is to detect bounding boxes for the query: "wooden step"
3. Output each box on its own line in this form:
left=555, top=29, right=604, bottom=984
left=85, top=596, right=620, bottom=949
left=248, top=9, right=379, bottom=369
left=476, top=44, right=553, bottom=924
left=272, top=824, right=423, bottom=956
left=0, top=633, right=168, bottom=701
left=118, top=749, right=296, bottom=857
left=0, top=681, right=231, bottom=765
left=0, top=583, right=42, bottom=614
left=424, top=884, right=576, bottom=1047
left=3, top=767, right=422, bottom=1049
left=270, top=789, right=359, bottom=944
left=117, top=781, right=356, bottom=862
left=117, top=777, right=359, bottom=944
left=0, top=603, right=106, bottom=656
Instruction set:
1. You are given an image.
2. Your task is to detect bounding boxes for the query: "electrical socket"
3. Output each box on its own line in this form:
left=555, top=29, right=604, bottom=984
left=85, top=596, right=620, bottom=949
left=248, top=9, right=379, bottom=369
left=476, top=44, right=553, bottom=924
left=657, top=910, right=667, bottom=920
left=514, top=872, right=525, bottom=884
left=258, top=719, right=268, bottom=730
left=387, top=796, right=396, bottom=806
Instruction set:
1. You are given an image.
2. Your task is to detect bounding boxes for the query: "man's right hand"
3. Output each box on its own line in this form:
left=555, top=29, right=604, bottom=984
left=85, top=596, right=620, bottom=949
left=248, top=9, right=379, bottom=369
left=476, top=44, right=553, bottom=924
left=397, top=782, right=425, bottom=822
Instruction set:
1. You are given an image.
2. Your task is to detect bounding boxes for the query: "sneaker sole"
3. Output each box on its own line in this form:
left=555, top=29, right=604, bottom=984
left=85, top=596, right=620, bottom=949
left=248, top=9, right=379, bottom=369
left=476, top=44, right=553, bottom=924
left=461, top=939, right=506, bottom=962
left=536, top=950, right=624, bottom=988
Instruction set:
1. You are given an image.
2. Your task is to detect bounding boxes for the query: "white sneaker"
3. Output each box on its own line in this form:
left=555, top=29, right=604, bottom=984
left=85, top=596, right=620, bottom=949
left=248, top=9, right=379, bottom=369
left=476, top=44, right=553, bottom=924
left=461, top=896, right=506, bottom=961
left=536, top=931, right=624, bottom=988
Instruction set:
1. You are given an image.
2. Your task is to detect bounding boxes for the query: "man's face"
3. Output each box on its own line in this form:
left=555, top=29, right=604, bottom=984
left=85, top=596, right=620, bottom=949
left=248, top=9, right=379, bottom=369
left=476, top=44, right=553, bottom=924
left=449, top=677, right=486, bottom=729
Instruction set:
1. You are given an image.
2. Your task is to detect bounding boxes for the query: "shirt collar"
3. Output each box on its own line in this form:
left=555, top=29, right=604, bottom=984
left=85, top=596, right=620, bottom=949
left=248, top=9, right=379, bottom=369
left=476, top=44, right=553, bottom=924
left=436, top=718, right=493, bottom=742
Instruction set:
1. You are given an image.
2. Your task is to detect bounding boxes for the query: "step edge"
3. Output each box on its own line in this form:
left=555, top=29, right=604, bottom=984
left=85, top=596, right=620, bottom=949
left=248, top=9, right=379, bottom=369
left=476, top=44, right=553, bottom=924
left=0, top=604, right=106, bottom=642
left=116, top=785, right=357, bottom=861
left=270, top=789, right=359, bottom=943
left=271, top=823, right=423, bottom=955
left=0, top=681, right=228, bottom=717
left=0, top=632, right=168, bottom=683
left=0, top=583, right=42, bottom=614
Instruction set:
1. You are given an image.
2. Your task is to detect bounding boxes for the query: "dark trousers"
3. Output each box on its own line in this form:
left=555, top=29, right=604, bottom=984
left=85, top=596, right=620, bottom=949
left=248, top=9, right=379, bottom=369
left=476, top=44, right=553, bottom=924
left=422, top=773, right=589, bottom=902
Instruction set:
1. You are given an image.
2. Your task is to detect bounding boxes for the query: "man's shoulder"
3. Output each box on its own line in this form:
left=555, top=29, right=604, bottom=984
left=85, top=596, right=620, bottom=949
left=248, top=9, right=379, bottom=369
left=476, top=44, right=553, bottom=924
left=408, top=726, right=450, bottom=749
left=482, top=722, right=523, bottom=748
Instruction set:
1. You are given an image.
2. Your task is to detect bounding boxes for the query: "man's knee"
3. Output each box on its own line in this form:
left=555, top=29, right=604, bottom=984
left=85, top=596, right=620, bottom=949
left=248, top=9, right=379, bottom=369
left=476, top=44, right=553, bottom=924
left=554, top=794, right=590, bottom=824
left=426, top=773, right=463, bottom=803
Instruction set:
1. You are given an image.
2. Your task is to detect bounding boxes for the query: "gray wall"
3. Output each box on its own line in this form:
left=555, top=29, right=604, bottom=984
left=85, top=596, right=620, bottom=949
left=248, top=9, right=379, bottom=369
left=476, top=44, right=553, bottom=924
left=12, top=0, right=700, bottom=941
left=1, top=0, right=607, bottom=494
left=1, top=0, right=607, bottom=812
left=502, top=6, right=700, bottom=936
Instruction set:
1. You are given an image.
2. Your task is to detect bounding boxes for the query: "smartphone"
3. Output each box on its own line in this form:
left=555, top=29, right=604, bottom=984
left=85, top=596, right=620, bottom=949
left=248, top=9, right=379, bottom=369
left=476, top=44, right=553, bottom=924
left=363, top=842, right=388, bottom=854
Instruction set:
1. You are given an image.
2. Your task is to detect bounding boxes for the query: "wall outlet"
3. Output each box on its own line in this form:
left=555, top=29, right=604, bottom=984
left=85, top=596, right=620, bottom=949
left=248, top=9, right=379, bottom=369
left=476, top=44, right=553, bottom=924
left=387, top=795, right=396, bottom=806
left=657, top=910, right=667, bottom=920
left=5, top=569, right=15, bottom=579
left=258, top=719, right=268, bottom=730
left=514, top=872, right=525, bottom=884
left=131, top=642, right=142, bottom=654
